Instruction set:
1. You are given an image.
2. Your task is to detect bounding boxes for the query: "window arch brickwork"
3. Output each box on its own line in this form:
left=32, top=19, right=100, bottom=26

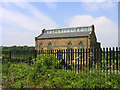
left=48, top=42, right=52, bottom=50
left=39, top=43, right=43, bottom=50
left=78, top=42, right=84, bottom=49
left=67, top=42, right=73, bottom=49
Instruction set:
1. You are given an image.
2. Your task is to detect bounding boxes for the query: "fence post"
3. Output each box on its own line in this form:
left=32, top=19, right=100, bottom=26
left=113, top=47, right=115, bottom=74
left=70, top=49, right=72, bottom=71
left=94, top=48, right=96, bottom=69
left=78, top=49, right=79, bottom=73
left=71, top=49, right=73, bottom=70
left=55, top=50, right=57, bottom=59
left=66, top=49, right=67, bottom=70
left=35, top=50, right=37, bottom=61
left=96, top=48, right=99, bottom=70
left=57, top=50, right=59, bottom=69
left=103, top=48, right=105, bottom=72
left=89, top=48, right=90, bottom=71
left=83, top=48, right=84, bottom=72
left=100, top=48, right=102, bottom=72
left=86, top=48, right=87, bottom=73
left=75, top=49, right=77, bottom=73
left=9, top=51, right=11, bottom=61
left=116, top=47, right=118, bottom=74
left=109, top=47, right=111, bottom=74
left=81, top=49, right=82, bottom=71
left=106, top=47, right=108, bottom=75
left=63, top=49, right=65, bottom=69
left=119, top=47, right=120, bottom=71
left=91, top=48, right=93, bottom=69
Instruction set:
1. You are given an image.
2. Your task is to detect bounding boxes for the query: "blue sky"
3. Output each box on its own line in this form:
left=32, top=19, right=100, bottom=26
left=118, top=2, right=120, bottom=47
left=1, top=1, right=119, bottom=47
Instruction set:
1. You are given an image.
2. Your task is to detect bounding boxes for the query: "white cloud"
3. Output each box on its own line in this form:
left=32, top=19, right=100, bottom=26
left=1, top=2, right=58, bottom=46
left=1, top=2, right=58, bottom=31
left=80, top=0, right=107, bottom=2
left=45, top=2, right=57, bottom=9
left=67, top=15, right=118, bottom=47
left=83, top=0, right=119, bottom=2
left=1, top=0, right=120, bottom=2
left=2, top=27, right=37, bottom=46
left=82, top=2, right=116, bottom=11
left=12, top=2, right=58, bottom=29
left=101, top=2, right=116, bottom=8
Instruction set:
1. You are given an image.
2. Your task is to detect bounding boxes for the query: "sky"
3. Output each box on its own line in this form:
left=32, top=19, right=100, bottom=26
left=118, top=2, right=120, bottom=47
left=0, top=0, right=119, bottom=48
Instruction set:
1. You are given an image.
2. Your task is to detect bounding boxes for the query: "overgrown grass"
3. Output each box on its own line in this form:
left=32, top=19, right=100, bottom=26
left=0, top=61, right=2, bottom=87
left=2, top=54, right=120, bottom=88
left=40, top=69, right=120, bottom=88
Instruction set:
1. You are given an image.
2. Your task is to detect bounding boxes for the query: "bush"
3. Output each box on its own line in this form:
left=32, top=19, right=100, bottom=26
left=2, top=54, right=120, bottom=88
left=33, top=54, right=60, bottom=71
left=39, top=69, right=120, bottom=88
left=2, top=62, right=33, bottom=88
left=2, top=54, right=61, bottom=88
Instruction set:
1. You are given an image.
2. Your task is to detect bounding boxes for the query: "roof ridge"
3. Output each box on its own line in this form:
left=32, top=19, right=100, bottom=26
left=45, top=26, right=92, bottom=31
left=43, top=30, right=91, bottom=34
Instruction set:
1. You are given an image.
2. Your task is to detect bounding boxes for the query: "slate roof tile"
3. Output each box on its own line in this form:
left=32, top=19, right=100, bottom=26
left=37, top=31, right=91, bottom=39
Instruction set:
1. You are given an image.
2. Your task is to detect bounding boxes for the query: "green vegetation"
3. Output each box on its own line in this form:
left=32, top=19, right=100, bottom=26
left=2, top=46, right=35, bottom=64
left=2, top=46, right=35, bottom=52
left=2, top=54, right=120, bottom=88
left=0, top=61, right=2, bottom=87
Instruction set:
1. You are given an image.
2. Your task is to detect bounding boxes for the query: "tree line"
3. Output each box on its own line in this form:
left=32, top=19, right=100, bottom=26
left=2, top=46, right=35, bottom=52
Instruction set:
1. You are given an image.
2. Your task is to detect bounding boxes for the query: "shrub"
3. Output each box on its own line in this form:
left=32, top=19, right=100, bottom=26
left=2, top=54, right=120, bottom=88
left=33, top=54, right=60, bottom=71
left=38, top=69, right=120, bottom=88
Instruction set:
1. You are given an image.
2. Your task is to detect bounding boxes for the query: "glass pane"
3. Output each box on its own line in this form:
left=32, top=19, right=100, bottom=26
left=48, top=43, right=52, bottom=50
left=39, top=43, right=43, bottom=50
left=68, top=42, right=72, bottom=49
left=78, top=42, right=84, bottom=49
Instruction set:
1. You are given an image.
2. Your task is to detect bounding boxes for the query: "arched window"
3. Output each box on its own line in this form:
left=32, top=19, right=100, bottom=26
left=48, top=43, right=52, bottom=50
left=67, top=42, right=72, bottom=49
left=67, top=42, right=74, bottom=64
left=78, top=42, right=84, bottom=49
left=39, top=43, right=43, bottom=50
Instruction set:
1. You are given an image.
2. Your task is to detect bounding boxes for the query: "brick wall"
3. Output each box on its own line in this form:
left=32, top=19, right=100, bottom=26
left=35, top=37, right=90, bottom=51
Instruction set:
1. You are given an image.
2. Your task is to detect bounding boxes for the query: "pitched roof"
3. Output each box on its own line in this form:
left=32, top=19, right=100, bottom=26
left=37, top=31, right=91, bottom=40
left=36, top=25, right=93, bottom=40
